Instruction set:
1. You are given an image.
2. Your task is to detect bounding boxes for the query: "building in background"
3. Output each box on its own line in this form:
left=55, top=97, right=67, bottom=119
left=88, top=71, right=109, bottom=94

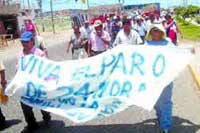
left=0, top=1, right=20, bottom=38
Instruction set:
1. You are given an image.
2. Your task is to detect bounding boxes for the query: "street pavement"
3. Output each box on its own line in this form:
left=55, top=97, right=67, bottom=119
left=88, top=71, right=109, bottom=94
left=0, top=32, right=200, bottom=133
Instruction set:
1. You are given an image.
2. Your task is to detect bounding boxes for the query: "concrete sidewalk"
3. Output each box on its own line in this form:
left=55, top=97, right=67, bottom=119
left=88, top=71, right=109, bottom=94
left=190, top=44, right=200, bottom=88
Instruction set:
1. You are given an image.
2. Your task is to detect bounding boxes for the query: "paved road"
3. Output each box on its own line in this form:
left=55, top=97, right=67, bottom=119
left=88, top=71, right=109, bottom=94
left=1, top=34, right=200, bottom=133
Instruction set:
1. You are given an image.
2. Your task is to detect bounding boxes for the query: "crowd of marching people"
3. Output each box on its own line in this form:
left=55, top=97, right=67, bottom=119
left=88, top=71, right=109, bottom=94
left=67, top=12, right=181, bottom=59
left=0, top=11, right=192, bottom=133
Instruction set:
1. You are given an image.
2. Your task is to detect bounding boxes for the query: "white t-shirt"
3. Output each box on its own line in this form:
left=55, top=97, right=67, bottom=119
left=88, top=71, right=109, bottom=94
left=134, top=23, right=147, bottom=36
left=154, top=17, right=162, bottom=24
left=113, top=29, right=143, bottom=46
left=89, top=31, right=111, bottom=52
left=80, top=26, right=93, bottom=39
left=69, top=32, right=85, bottom=49
left=34, top=35, right=47, bottom=50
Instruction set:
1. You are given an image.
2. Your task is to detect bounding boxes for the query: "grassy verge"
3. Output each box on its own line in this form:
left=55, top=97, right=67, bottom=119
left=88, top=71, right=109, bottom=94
left=35, top=16, right=72, bottom=33
left=176, top=17, right=200, bottom=41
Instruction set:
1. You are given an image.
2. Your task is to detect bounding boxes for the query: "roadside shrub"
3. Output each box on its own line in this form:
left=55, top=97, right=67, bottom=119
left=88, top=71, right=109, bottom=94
left=195, top=17, right=200, bottom=24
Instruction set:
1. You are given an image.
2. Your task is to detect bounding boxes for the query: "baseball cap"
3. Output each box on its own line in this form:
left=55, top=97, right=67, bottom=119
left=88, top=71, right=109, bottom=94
left=84, top=20, right=89, bottom=24
left=122, top=17, right=131, bottom=25
left=113, top=16, right=118, bottom=20
left=136, top=15, right=143, bottom=20
left=20, top=31, right=33, bottom=42
left=94, top=20, right=102, bottom=27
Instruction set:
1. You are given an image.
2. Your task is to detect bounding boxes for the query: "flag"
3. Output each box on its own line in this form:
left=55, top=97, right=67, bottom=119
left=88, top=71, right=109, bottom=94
left=81, top=0, right=86, bottom=4
left=74, top=0, right=86, bottom=4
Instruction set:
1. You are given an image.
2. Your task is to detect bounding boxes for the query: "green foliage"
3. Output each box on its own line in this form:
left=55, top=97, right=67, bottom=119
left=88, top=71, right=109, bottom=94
left=175, top=5, right=200, bottom=19
left=187, top=5, right=199, bottom=16
left=195, top=17, right=200, bottom=24
left=176, top=18, right=200, bottom=40
left=35, top=16, right=72, bottom=33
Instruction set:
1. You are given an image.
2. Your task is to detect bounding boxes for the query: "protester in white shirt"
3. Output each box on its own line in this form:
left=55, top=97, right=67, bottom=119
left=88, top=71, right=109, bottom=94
left=88, top=20, right=111, bottom=57
left=154, top=14, right=162, bottom=24
left=134, top=18, right=147, bottom=44
left=66, top=25, right=87, bottom=59
left=32, top=30, right=48, bottom=56
left=113, top=17, right=143, bottom=46
left=80, top=21, right=93, bottom=39
left=104, top=17, right=112, bottom=36
left=80, top=21, right=93, bottom=53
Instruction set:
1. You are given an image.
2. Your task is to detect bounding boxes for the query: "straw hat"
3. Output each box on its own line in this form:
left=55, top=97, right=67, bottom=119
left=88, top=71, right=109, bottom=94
left=146, top=24, right=166, bottom=41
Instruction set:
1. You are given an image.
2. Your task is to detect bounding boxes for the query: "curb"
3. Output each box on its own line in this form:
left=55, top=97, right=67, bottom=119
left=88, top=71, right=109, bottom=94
left=188, top=64, right=200, bottom=89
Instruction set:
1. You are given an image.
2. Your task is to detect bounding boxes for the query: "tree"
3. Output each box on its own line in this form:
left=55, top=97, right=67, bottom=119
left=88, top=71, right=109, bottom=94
left=175, top=5, right=200, bottom=20
left=175, top=6, right=189, bottom=20
left=187, top=5, right=199, bottom=17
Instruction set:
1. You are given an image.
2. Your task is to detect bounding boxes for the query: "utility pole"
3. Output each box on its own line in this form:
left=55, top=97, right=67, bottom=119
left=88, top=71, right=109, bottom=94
left=121, top=0, right=125, bottom=12
left=87, top=0, right=90, bottom=21
left=87, top=0, right=90, bottom=9
left=27, top=0, right=30, bottom=9
left=27, top=0, right=31, bottom=15
left=37, top=0, right=45, bottom=32
left=50, top=0, right=55, bottom=34
left=23, top=0, right=25, bottom=10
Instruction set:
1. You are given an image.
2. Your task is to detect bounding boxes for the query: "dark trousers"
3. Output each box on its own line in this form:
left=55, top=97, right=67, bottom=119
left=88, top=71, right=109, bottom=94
left=90, top=50, right=105, bottom=57
left=0, top=108, right=5, bottom=124
left=140, top=36, right=145, bottom=44
left=21, top=102, right=51, bottom=126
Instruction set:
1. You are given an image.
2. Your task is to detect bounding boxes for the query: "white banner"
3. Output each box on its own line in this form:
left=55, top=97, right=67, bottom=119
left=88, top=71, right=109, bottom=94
left=5, top=45, right=193, bottom=123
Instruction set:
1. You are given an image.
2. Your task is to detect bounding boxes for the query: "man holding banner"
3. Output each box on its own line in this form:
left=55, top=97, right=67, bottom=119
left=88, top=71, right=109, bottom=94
left=17, top=31, right=51, bottom=131
left=80, top=21, right=93, bottom=54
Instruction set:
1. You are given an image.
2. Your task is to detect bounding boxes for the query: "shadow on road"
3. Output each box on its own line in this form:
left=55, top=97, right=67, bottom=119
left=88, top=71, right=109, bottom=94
left=21, top=116, right=200, bottom=133
left=0, top=119, right=21, bottom=131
